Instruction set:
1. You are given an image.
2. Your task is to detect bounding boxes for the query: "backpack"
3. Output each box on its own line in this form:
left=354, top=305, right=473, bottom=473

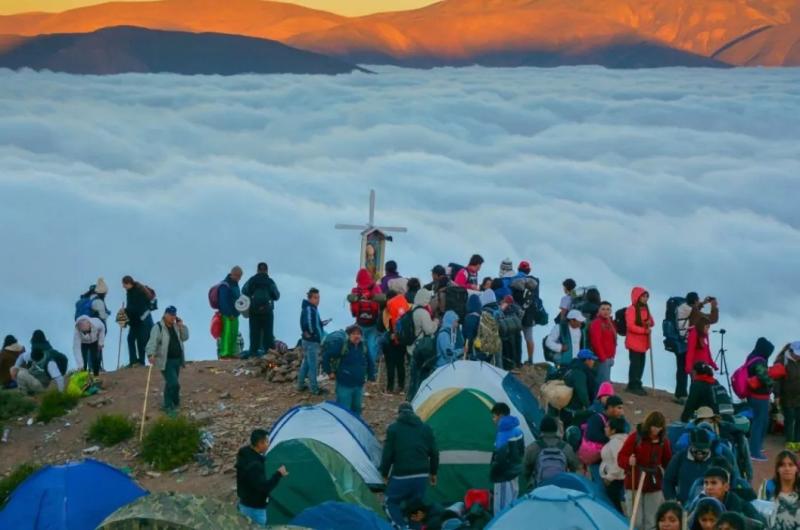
left=614, top=308, right=627, bottom=336
left=413, top=335, right=437, bottom=372
left=533, top=297, right=549, bottom=326
left=351, top=289, right=380, bottom=326
left=510, top=276, right=538, bottom=310
left=712, top=383, right=735, bottom=417
left=443, top=285, right=468, bottom=320
left=496, top=308, right=523, bottom=339
left=476, top=311, right=502, bottom=355
left=662, top=296, right=687, bottom=354
left=74, top=296, right=94, bottom=320
left=732, top=358, right=760, bottom=399
left=143, top=285, right=158, bottom=311
left=447, top=263, right=465, bottom=282
left=578, top=414, right=609, bottom=465
left=210, top=312, right=222, bottom=339
left=322, top=330, right=349, bottom=374
left=250, top=284, right=273, bottom=314
left=208, top=282, right=222, bottom=310
left=535, top=442, right=569, bottom=485
left=395, top=307, right=421, bottom=347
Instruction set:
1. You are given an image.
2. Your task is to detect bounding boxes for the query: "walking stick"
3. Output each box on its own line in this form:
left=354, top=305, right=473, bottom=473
left=139, top=363, right=153, bottom=442
left=116, top=303, right=125, bottom=371
left=628, top=469, right=646, bottom=530
left=649, top=347, right=656, bottom=393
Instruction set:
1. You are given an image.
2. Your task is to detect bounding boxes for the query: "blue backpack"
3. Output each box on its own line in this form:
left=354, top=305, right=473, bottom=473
left=74, top=297, right=94, bottom=320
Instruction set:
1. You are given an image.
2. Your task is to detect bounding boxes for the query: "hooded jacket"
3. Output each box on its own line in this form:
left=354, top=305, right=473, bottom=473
left=490, top=415, right=525, bottom=483
left=242, top=272, right=280, bottom=315
left=412, top=289, right=439, bottom=337
left=523, top=432, right=581, bottom=490
left=624, top=287, right=654, bottom=353
left=685, top=327, right=717, bottom=374
left=600, top=433, right=628, bottom=482
left=300, top=299, right=324, bottom=343
left=125, top=284, right=152, bottom=324
left=350, top=269, right=382, bottom=327
left=775, top=345, right=800, bottom=408
left=617, top=424, right=672, bottom=492
left=589, top=314, right=617, bottom=362
left=72, top=316, right=106, bottom=370
left=323, top=339, right=376, bottom=387
left=380, top=409, right=440, bottom=478
left=564, top=358, right=598, bottom=411
left=747, top=337, right=774, bottom=398
left=688, top=497, right=725, bottom=530
left=462, top=294, right=483, bottom=344
left=663, top=447, right=713, bottom=504
left=436, top=310, right=464, bottom=368
left=236, top=445, right=283, bottom=509
left=218, top=274, right=241, bottom=318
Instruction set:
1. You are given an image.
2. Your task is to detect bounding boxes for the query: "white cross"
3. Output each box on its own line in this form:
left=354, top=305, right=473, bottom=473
left=334, top=189, right=408, bottom=236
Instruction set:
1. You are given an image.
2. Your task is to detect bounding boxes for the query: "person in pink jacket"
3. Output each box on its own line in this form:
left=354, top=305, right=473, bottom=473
left=684, top=315, right=717, bottom=374
left=625, top=286, right=654, bottom=396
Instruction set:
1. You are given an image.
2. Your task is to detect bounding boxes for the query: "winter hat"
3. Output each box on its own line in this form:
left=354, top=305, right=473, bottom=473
left=690, top=428, right=713, bottom=451
left=95, top=277, right=108, bottom=295
left=540, top=416, right=559, bottom=434
left=479, top=289, right=496, bottom=307
left=388, top=277, right=409, bottom=295
left=499, top=258, right=514, bottom=278
left=518, top=261, right=531, bottom=274
left=596, top=382, right=615, bottom=399
left=398, top=402, right=414, bottom=414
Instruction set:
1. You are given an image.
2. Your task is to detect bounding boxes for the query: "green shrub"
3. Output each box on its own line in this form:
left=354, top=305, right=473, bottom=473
left=87, top=414, right=135, bottom=446
left=0, top=391, right=37, bottom=422
left=36, top=390, right=79, bottom=423
left=0, top=463, right=40, bottom=508
left=140, top=416, right=201, bottom=471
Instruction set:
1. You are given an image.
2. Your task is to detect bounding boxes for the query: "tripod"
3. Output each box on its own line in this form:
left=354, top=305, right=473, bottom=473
left=714, top=329, right=732, bottom=395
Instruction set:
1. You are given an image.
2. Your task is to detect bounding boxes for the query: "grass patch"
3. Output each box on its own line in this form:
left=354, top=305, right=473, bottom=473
left=35, top=389, right=79, bottom=423
left=0, top=463, right=40, bottom=508
left=141, top=416, right=201, bottom=471
left=0, top=391, right=37, bottom=422
left=87, top=414, right=135, bottom=446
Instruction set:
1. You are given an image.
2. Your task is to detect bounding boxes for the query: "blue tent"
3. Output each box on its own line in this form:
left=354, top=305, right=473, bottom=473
left=290, top=501, right=391, bottom=530
left=487, top=485, right=628, bottom=530
left=0, top=459, right=147, bottom=530
left=541, top=472, right=611, bottom=506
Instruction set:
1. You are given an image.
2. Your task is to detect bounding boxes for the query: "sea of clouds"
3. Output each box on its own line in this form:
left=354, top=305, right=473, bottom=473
left=1, top=65, right=798, bottom=390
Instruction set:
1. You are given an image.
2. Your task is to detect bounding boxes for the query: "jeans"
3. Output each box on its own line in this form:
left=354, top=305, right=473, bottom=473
left=384, top=341, right=406, bottom=392
left=360, top=325, right=380, bottom=363
left=249, top=311, right=274, bottom=355
left=596, top=359, right=614, bottom=385
left=627, top=350, right=646, bottom=390
left=385, top=476, right=428, bottom=527
left=81, top=341, right=102, bottom=376
left=297, top=340, right=320, bottom=392
left=748, top=396, right=770, bottom=457
left=493, top=479, right=519, bottom=515
left=127, top=316, right=153, bottom=366
left=674, top=352, right=688, bottom=398
left=784, top=405, right=800, bottom=444
left=336, top=384, right=364, bottom=416
left=238, top=503, right=267, bottom=527
left=162, top=358, right=181, bottom=411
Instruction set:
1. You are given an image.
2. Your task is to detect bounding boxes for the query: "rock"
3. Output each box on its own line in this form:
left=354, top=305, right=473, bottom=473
left=146, top=471, right=162, bottom=478
left=83, top=445, right=101, bottom=454
left=171, top=465, right=189, bottom=474
left=88, top=396, right=113, bottom=408
left=191, top=411, right=214, bottom=426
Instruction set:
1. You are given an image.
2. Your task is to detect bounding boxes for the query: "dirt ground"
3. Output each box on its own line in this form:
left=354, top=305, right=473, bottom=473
left=0, top=358, right=781, bottom=502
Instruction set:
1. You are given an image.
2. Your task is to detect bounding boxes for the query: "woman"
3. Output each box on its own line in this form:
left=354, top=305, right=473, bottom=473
left=746, top=337, right=774, bottom=461
left=681, top=362, right=719, bottom=423
left=625, top=286, right=655, bottom=396
left=618, top=411, right=672, bottom=530
left=775, top=342, right=800, bottom=451
left=685, top=316, right=717, bottom=375
left=689, top=497, right=725, bottom=530
left=0, top=335, right=25, bottom=388
left=656, top=501, right=683, bottom=530
left=764, top=450, right=800, bottom=530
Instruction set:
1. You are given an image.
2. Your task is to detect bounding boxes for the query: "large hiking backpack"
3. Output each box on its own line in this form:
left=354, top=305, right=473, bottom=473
left=533, top=297, right=549, bottom=326
left=395, top=307, right=420, bottom=347
left=614, top=308, right=627, bottom=336
left=496, top=307, right=523, bottom=339
left=447, top=263, right=465, bottom=282
left=413, top=335, right=437, bottom=372
left=712, top=382, right=735, bottom=417
left=351, top=289, right=380, bottom=326
left=443, top=285, right=468, bottom=320
left=74, top=296, right=94, bottom=320
left=322, top=330, right=348, bottom=374
left=476, top=311, right=502, bottom=355
left=510, top=276, right=538, bottom=310
left=535, top=442, right=569, bottom=485
left=662, top=296, right=687, bottom=354
left=208, top=282, right=222, bottom=310
left=732, top=358, right=760, bottom=399
left=250, top=284, right=273, bottom=314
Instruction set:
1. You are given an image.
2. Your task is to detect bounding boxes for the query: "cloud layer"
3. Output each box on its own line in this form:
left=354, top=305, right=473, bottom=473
left=1, top=66, right=799, bottom=389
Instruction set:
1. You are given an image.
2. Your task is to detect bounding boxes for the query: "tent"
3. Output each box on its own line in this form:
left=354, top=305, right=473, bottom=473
left=486, top=485, right=629, bottom=530
left=540, top=472, right=611, bottom=506
left=98, top=492, right=262, bottom=530
left=411, top=361, right=543, bottom=503
left=0, top=459, right=146, bottom=530
left=290, top=501, right=392, bottom=530
left=266, top=401, right=385, bottom=523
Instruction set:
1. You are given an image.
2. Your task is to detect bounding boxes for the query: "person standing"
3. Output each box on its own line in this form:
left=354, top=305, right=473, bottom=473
left=590, top=301, right=618, bottom=384
left=746, top=337, right=774, bottom=461
left=663, top=429, right=715, bottom=504
left=380, top=260, right=402, bottom=294
left=380, top=403, right=439, bottom=528
left=435, top=310, right=464, bottom=368
left=384, top=288, right=410, bottom=394
left=297, top=288, right=326, bottom=395
left=0, top=336, right=25, bottom=389
left=681, top=362, right=719, bottom=423
left=323, top=324, right=376, bottom=417
left=72, top=315, right=105, bottom=376
left=558, top=278, right=577, bottom=322
left=511, top=261, right=540, bottom=365
left=490, top=402, right=525, bottom=515
left=349, top=268, right=383, bottom=365
left=242, top=263, right=280, bottom=357
left=685, top=316, right=717, bottom=375
left=121, top=275, right=155, bottom=366
left=146, top=306, right=189, bottom=415
left=545, top=310, right=588, bottom=367
left=10, top=330, right=68, bottom=394
left=218, top=266, right=243, bottom=359
left=454, top=254, right=484, bottom=291
left=600, top=417, right=628, bottom=514
left=236, top=429, right=288, bottom=527
left=764, top=451, right=800, bottom=530
left=625, top=286, right=655, bottom=396
left=774, top=342, right=800, bottom=451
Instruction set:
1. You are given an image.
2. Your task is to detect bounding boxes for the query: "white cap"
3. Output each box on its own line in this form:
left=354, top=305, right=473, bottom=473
left=566, top=310, right=586, bottom=323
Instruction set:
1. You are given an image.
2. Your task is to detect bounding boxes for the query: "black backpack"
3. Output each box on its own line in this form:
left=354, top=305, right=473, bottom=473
left=662, top=296, right=687, bottom=354
left=447, top=263, right=465, bottom=282
left=496, top=306, right=523, bottom=339
left=395, top=307, right=421, bottom=347
left=444, top=285, right=468, bottom=320
left=614, top=308, right=627, bottom=336
left=510, top=276, right=538, bottom=310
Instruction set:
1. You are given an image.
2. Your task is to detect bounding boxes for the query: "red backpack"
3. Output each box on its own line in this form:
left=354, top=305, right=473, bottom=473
left=208, top=282, right=222, bottom=310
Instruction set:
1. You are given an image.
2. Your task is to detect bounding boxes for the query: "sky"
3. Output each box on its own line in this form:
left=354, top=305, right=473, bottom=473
left=0, top=0, right=436, bottom=16
left=0, top=65, right=799, bottom=392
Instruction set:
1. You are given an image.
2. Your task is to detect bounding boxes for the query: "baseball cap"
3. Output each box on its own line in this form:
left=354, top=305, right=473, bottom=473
left=518, top=261, right=531, bottom=273
left=566, top=310, right=586, bottom=323
left=165, top=306, right=177, bottom=316
left=577, top=349, right=598, bottom=361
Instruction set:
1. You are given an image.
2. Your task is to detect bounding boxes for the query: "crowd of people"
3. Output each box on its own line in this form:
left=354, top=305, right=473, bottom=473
left=1, top=255, right=800, bottom=530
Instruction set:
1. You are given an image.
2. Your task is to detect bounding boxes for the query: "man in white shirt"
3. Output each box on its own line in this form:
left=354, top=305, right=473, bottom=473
left=546, top=310, right=587, bottom=365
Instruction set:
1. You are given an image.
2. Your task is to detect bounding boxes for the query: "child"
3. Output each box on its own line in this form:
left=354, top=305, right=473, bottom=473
left=600, top=416, right=628, bottom=513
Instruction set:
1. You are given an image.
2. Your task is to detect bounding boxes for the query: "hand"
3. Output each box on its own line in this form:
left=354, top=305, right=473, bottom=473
left=147, top=355, right=155, bottom=365
left=278, top=465, right=289, bottom=477
left=561, top=345, right=568, bottom=353
left=328, top=373, right=336, bottom=381
left=430, top=475, right=438, bottom=486
left=629, top=455, right=637, bottom=467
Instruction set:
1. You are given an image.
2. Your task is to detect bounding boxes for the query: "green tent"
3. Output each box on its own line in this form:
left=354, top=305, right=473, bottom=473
left=266, top=438, right=384, bottom=524
left=416, top=388, right=517, bottom=504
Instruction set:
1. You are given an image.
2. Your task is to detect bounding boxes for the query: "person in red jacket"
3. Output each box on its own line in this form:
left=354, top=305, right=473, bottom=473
left=590, top=301, right=618, bottom=384
left=685, top=316, right=717, bottom=375
left=350, top=268, right=383, bottom=364
left=454, top=254, right=484, bottom=291
left=625, top=286, right=655, bottom=396
left=618, top=411, right=672, bottom=530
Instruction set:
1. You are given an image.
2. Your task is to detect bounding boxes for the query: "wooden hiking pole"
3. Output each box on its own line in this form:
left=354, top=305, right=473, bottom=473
left=139, top=363, right=153, bottom=442
left=628, top=469, right=646, bottom=530
left=649, top=347, right=656, bottom=393
left=115, top=303, right=126, bottom=370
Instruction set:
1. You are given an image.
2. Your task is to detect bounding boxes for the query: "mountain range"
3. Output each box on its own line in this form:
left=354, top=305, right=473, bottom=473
left=0, top=0, right=798, bottom=69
